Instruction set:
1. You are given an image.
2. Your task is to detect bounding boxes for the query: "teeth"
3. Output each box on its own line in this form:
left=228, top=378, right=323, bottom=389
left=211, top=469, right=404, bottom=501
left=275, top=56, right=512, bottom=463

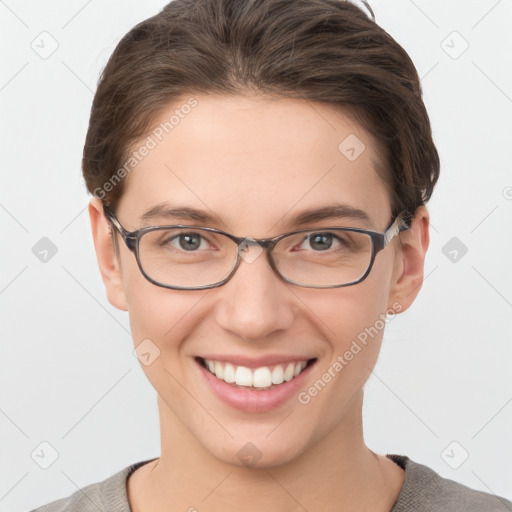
left=235, top=366, right=253, bottom=386
left=224, top=363, right=236, bottom=383
left=284, top=362, right=295, bottom=381
left=202, top=358, right=310, bottom=389
left=214, top=361, right=224, bottom=380
left=271, top=365, right=284, bottom=385
left=253, top=367, right=272, bottom=388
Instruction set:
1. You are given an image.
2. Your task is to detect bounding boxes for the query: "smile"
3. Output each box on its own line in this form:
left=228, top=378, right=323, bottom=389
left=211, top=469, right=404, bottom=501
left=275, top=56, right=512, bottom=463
left=197, top=357, right=316, bottom=390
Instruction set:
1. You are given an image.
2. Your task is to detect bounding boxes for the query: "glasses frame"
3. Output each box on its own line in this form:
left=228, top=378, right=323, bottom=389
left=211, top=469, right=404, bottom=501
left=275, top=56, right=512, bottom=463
left=103, top=205, right=410, bottom=291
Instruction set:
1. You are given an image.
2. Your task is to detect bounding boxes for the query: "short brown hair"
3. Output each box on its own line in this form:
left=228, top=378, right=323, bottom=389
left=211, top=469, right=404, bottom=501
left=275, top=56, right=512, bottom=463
left=82, top=0, right=439, bottom=225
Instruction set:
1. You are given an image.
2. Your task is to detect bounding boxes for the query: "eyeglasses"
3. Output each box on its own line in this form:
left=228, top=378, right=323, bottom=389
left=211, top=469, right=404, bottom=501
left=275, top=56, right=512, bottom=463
left=103, top=205, right=410, bottom=290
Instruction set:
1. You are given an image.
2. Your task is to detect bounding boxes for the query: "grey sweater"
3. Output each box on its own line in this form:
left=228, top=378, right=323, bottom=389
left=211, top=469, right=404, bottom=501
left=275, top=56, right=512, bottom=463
left=30, top=454, right=512, bottom=511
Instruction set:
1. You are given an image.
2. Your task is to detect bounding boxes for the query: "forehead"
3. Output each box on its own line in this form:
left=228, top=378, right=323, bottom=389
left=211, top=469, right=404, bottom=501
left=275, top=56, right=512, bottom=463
left=118, top=93, right=392, bottom=233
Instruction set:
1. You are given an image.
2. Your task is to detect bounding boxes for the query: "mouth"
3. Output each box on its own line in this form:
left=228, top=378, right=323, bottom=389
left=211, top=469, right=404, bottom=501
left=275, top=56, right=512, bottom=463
left=195, top=356, right=317, bottom=391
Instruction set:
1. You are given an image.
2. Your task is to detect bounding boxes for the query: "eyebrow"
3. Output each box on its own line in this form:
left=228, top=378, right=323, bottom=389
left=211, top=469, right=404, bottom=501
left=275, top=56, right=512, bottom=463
left=139, top=202, right=373, bottom=229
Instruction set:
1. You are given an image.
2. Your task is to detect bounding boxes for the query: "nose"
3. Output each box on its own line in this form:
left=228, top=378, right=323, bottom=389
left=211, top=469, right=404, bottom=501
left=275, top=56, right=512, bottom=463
left=214, top=242, right=295, bottom=341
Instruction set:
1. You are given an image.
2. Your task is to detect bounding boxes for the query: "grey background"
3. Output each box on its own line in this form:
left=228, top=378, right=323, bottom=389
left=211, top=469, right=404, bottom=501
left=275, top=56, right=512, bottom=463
left=1, top=0, right=511, bottom=510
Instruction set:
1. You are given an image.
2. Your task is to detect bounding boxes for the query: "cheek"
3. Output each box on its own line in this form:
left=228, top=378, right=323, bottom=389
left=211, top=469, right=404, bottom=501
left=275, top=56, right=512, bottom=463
left=306, top=255, right=393, bottom=348
left=314, top=288, right=386, bottom=383
left=120, top=255, right=191, bottom=345
left=302, top=257, right=395, bottom=390
left=126, top=284, right=204, bottom=403
left=295, top=276, right=394, bottom=431
left=127, top=283, right=198, bottom=345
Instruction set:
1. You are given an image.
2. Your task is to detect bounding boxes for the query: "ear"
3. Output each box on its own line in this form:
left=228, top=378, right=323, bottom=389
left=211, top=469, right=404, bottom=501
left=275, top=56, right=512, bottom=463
left=88, top=197, right=128, bottom=311
left=387, top=206, right=430, bottom=313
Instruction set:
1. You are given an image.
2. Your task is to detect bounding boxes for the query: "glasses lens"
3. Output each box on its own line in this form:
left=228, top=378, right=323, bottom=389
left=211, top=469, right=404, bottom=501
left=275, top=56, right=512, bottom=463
left=138, top=227, right=238, bottom=288
left=272, top=229, right=373, bottom=287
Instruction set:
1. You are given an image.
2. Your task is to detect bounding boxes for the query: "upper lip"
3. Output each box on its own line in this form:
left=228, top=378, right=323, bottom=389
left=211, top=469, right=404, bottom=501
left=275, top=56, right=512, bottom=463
left=196, top=354, right=317, bottom=369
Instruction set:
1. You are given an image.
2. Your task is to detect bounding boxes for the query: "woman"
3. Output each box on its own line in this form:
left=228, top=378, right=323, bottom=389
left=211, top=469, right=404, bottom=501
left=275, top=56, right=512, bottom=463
left=31, top=0, right=512, bottom=510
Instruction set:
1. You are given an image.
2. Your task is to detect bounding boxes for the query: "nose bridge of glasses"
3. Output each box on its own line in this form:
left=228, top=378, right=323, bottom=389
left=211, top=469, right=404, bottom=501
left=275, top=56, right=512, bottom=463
left=236, top=236, right=267, bottom=264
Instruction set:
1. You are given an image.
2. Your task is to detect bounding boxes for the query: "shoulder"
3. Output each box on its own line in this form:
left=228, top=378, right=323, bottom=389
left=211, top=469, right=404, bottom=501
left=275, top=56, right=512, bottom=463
left=388, top=454, right=512, bottom=512
left=29, top=459, right=157, bottom=512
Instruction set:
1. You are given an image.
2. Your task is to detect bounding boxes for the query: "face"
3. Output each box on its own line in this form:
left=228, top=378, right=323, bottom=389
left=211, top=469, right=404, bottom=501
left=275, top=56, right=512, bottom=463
left=90, top=93, right=428, bottom=469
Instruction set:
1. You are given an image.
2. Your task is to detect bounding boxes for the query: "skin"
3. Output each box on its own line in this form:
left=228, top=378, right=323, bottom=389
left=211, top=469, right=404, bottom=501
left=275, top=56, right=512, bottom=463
left=89, top=92, right=429, bottom=511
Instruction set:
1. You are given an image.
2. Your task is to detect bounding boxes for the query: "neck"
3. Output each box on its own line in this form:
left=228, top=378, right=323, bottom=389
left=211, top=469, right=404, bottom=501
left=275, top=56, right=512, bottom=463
left=128, top=391, right=404, bottom=512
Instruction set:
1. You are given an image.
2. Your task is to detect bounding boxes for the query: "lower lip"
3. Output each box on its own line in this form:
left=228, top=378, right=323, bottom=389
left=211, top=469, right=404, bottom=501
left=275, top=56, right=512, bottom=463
left=196, top=358, right=316, bottom=413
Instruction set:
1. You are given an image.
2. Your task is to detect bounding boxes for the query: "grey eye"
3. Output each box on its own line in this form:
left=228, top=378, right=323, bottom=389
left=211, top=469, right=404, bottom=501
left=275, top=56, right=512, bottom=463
left=176, top=233, right=203, bottom=251
left=308, top=233, right=334, bottom=251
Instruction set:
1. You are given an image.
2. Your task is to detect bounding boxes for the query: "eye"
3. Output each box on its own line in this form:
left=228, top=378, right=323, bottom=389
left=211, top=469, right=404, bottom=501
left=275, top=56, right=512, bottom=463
left=160, top=231, right=212, bottom=252
left=301, top=232, right=350, bottom=252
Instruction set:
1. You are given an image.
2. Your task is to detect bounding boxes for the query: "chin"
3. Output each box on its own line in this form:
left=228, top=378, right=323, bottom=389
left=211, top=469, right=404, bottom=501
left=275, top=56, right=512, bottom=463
left=204, top=433, right=307, bottom=470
